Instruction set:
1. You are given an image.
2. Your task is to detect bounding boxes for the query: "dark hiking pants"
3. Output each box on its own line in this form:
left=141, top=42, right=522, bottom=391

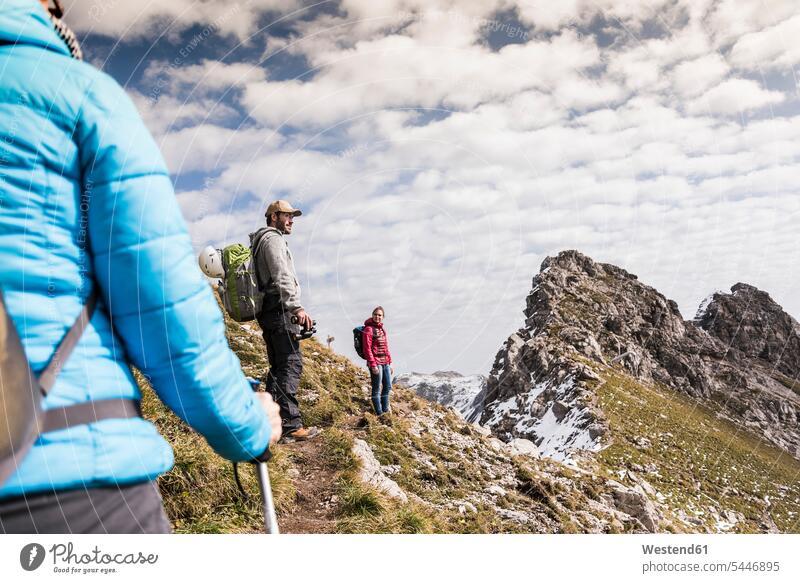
left=257, top=308, right=304, bottom=433
left=0, top=481, right=172, bottom=534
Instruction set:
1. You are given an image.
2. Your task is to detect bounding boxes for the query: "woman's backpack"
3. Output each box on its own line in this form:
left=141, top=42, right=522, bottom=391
left=352, top=326, right=378, bottom=359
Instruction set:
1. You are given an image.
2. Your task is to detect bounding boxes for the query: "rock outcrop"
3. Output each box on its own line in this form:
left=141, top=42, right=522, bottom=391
left=696, top=283, right=800, bottom=378
left=352, top=439, right=408, bottom=502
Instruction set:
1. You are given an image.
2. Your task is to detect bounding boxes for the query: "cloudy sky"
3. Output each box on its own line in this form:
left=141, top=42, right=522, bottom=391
left=65, top=0, right=800, bottom=374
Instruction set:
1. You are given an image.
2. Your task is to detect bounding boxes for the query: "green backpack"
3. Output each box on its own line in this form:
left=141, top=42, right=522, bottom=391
left=218, top=243, right=263, bottom=322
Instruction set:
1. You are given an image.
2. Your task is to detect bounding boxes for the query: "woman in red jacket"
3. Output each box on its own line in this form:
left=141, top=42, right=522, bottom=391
left=363, top=306, right=393, bottom=417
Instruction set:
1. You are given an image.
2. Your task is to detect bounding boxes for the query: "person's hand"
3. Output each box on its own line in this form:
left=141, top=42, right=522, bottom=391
left=370, top=366, right=379, bottom=375
left=293, top=308, right=313, bottom=330
left=390, top=367, right=394, bottom=377
left=256, top=392, right=283, bottom=446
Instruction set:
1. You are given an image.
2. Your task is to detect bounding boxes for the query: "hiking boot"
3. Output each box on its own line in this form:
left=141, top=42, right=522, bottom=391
left=280, top=426, right=320, bottom=443
left=378, top=413, right=393, bottom=426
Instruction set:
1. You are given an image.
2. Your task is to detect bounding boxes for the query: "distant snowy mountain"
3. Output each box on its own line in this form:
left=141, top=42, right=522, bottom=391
left=396, top=371, right=486, bottom=422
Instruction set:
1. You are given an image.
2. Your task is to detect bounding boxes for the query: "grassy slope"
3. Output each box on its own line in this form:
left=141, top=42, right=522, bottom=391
left=138, top=370, right=297, bottom=534
left=595, top=367, right=800, bottom=533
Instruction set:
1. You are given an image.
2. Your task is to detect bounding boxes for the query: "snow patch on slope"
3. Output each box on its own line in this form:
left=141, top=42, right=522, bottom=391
left=533, top=402, right=602, bottom=462
left=484, top=376, right=602, bottom=463
left=694, top=290, right=724, bottom=322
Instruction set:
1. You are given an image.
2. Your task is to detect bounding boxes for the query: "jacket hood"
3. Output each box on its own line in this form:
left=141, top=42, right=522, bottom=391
left=0, top=0, right=70, bottom=57
left=365, top=317, right=383, bottom=328
left=250, top=226, right=282, bottom=250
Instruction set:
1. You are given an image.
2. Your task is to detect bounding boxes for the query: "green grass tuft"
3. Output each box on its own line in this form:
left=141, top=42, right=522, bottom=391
left=321, top=428, right=359, bottom=472
left=337, top=476, right=384, bottom=518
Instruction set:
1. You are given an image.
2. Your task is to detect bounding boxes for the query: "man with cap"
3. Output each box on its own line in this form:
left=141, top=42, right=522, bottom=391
left=251, top=201, right=319, bottom=442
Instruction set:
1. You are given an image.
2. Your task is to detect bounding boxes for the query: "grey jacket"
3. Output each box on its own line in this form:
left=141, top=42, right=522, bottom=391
left=251, top=227, right=302, bottom=313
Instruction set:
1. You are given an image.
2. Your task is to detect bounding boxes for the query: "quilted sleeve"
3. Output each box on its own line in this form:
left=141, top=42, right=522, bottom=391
left=75, top=72, right=271, bottom=461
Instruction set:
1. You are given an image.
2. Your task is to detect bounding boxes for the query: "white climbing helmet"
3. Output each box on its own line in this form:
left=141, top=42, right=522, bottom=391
left=198, top=245, right=224, bottom=278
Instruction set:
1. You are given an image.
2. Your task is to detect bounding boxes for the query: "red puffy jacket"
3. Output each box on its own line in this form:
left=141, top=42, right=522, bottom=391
left=363, top=318, right=392, bottom=368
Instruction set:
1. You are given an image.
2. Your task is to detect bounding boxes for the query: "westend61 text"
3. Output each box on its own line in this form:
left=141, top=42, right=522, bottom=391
left=642, top=544, right=708, bottom=555
left=49, top=543, right=158, bottom=566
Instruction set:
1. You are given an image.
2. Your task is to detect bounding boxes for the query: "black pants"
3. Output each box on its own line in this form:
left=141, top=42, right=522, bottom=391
left=0, top=481, right=172, bottom=534
left=258, top=308, right=304, bottom=432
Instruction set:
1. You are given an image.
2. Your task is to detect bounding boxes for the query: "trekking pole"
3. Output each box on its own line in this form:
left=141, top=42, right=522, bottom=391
left=245, top=377, right=280, bottom=534
left=233, top=457, right=280, bottom=534
left=256, top=454, right=280, bottom=535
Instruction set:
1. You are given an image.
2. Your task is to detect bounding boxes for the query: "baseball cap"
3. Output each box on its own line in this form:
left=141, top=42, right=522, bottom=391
left=265, top=200, right=302, bottom=218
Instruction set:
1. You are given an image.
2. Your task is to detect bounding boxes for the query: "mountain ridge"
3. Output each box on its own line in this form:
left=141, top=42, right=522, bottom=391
left=481, top=250, right=800, bottom=461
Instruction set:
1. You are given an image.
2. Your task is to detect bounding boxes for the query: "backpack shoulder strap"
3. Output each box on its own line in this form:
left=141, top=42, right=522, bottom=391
left=33, top=290, right=141, bottom=431
left=251, top=232, right=267, bottom=259
left=37, top=290, right=98, bottom=395
left=251, top=234, right=269, bottom=291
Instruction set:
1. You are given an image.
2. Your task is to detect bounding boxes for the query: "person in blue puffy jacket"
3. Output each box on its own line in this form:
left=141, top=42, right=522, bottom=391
left=0, top=0, right=282, bottom=533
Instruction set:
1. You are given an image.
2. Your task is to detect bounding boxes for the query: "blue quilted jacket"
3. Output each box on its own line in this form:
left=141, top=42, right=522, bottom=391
left=0, top=0, right=271, bottom=498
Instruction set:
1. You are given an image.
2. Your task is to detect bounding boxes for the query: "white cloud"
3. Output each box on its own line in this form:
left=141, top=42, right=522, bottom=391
left=604, top=23, right=716, bottom=99
left=215, top=147, right=399, bottom=208
left=161, top=125, right=282, bottom=175
left=502, top=91, right=567, bottom=130
left=283, top=0, right=509, bottom=54
left=514, top=0, right=583, bottom=32
left=141, top=59, right=267, bottom=96
left=515, top=0, right=683, bottom=33
left=687, top=78, right=785, bottom=116
left=128, top=92, right=240, bottom=136
left=243, top=29, right=600, bottom=127
left=607, top=50, right=664, bottom=92
left=186, top=205, right=263, bottom=251
left=671, top=54, right=731, bottom=98
left=729, top=13, right=800, bottom=69
left=705, top=0, right=800, bottom=49
left=67, top=0, right=302, bottom=42
left=553, top=76, right=626, bottom=111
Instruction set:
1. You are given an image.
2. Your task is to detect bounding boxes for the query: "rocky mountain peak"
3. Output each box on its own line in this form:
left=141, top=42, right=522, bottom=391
left=520, top=250, right=695, bottom=391
left=540, top=249, right=638, bottom=282
left=482, top=250, right=800, bottom=462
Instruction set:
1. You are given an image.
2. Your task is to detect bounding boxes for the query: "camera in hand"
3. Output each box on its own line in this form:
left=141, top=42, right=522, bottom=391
left=289, top=315, right=317, bottom=341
